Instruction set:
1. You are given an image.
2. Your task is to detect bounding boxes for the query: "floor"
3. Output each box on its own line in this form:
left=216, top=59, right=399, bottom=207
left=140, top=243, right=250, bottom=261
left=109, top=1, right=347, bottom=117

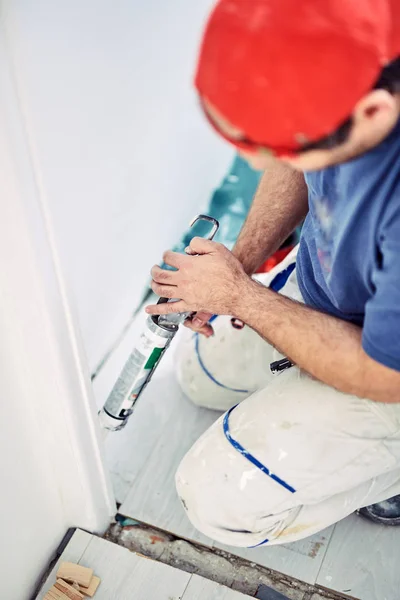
left=93, top=312, right=400, bottom=600
left=35, top=529, right=254, bottom=600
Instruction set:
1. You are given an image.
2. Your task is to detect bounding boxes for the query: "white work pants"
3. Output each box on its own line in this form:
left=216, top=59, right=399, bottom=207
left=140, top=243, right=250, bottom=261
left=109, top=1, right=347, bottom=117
left=174, top=248, right=400, bottom=547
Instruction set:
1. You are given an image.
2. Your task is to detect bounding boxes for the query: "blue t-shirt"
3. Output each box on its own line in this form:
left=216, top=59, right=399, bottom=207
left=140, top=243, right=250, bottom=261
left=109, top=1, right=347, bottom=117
left=297, top=119, right=400, bottom=371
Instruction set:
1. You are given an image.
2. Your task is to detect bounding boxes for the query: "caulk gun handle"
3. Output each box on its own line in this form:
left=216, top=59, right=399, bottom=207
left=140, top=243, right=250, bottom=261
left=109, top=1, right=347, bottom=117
left=156, top=215, right=219, bottom=324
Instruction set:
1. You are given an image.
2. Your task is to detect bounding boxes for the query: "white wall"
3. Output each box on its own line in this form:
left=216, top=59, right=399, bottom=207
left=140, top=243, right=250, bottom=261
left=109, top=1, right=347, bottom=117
left=5, top=0, right=232, bottom=372
left=0, top=2, right=231, bottom=597
left=0, top=7, right=135, bottom=599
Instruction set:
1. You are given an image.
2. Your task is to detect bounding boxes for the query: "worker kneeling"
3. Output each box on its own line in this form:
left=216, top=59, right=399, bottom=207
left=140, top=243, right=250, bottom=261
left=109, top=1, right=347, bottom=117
left=145, top=0, right=400, bottom=545
left=175, top=255, right=400, bottom=546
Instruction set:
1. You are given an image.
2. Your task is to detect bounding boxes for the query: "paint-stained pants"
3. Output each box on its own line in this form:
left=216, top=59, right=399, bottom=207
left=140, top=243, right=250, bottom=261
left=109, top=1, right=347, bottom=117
left=174, top=248, right=400, bottom=547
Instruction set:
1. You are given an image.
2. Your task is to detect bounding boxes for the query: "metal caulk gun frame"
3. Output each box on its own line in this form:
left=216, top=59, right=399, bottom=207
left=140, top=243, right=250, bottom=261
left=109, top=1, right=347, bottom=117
left=98, top=214, right=219, bottom=432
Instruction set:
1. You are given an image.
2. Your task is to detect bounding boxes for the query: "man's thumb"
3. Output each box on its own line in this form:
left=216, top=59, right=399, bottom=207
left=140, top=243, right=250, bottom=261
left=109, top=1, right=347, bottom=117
left=186, top=236, right=215, bottom=255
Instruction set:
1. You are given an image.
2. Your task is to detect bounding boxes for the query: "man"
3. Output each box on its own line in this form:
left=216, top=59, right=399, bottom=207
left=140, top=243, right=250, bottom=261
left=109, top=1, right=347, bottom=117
left=146, top=0, right=400, bottom=546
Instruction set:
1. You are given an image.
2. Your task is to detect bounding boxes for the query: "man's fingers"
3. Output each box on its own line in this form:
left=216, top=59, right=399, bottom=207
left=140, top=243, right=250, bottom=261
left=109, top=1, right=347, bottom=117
left=184, top=320, right=214, bottom=337
left=146, top=300, right=187, bottom=315
left=151, top=265, right=178, bottom=283
left=184, top=311, right=214, bottom=337
left=162, top=250, right=189, bottom=269
left=187, top=237, right=219, bottom=255
left=150, top=280, right=177, bottom=298
left=191, top=311, right=213, bottom=327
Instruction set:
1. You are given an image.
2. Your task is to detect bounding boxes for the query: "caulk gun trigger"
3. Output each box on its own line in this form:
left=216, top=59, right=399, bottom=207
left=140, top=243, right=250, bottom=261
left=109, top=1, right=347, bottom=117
left=188, top=214, right=219, bottom=241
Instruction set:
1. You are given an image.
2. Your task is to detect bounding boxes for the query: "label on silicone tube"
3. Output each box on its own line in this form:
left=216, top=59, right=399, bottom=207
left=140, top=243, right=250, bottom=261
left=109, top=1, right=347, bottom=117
left=119, top=330, right=169, bottom=408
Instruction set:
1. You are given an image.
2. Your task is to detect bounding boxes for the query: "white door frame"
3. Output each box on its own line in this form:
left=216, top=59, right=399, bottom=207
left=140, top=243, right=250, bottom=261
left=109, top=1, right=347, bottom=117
left=0, top=30, right=115, bottom=533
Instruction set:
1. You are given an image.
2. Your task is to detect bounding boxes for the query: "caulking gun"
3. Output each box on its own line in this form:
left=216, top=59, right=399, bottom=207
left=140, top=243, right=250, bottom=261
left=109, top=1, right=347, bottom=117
left=98, top=214, right=219, bottom=432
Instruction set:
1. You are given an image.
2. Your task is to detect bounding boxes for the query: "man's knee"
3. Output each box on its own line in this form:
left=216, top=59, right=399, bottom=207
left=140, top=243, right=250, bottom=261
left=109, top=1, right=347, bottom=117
left=175, top=315, right=274, bottom=411
left=175, top=368, right=400, bottom=547
left=175, top=410, right=295, bottom=547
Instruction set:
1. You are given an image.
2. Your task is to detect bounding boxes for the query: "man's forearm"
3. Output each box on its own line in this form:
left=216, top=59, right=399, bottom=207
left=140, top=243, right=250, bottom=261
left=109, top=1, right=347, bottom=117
left=236, top=279, right=400, bottom=403
left=233, top=159, right=308, bottom=275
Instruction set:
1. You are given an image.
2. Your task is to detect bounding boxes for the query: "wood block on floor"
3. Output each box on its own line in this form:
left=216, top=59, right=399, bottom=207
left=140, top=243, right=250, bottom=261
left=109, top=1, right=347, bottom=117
left=55, top=579, right=84, bottom=600
left=44, top=587, right=69, bottom=600
left=78, top=576, right=101, bottom=597
left=36, top=531, right=93, bottom=600
left=56, top=563, right=93, bottom=588
left=78, top=534, right=192, bottom=599
left=38, top=529, right=257, bottom=600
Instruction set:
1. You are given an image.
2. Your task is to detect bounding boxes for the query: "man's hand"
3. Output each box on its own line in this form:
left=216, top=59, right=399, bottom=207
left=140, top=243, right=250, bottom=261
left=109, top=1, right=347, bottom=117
left=146, top=238, right=250, bottom=329
left=171, top=163, right=307, bottom=336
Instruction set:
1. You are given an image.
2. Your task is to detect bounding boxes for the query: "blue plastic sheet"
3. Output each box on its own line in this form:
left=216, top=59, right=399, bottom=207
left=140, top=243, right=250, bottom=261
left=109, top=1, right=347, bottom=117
left=173, top=155, right=262, bottom=253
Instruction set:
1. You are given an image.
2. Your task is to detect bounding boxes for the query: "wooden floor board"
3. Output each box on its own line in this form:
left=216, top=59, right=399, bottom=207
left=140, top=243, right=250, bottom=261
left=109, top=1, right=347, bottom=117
left=93, top=312, right=175, bottom=503
left=98, top=328, right=217, bottom=505
left=316, top=513, right=400, bottom=600
left=79, top=535, right=190, bottom=600
left=35, top=530, right=92, bottom=599
left=119, top=366, right=218, bottom=543
left=37, top=529, right=255, bottom=600
left=117, top=351, right=334, bottom=580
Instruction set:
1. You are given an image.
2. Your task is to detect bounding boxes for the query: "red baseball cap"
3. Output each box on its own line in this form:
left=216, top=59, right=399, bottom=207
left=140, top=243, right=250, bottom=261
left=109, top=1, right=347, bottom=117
left=195, top=0, right=400, bottom=155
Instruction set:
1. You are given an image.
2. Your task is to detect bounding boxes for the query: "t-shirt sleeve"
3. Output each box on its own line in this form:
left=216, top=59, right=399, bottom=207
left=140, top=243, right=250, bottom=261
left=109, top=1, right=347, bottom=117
left=363, top=219, right=400, bottom=371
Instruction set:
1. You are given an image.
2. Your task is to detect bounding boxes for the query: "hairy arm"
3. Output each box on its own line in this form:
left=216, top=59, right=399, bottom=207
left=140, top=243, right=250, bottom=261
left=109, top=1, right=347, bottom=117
left=235, top=280, right=400, bottom=403
left=233, top=159, right=308, bottom=274
left=190, top=159, right=308, bottom=334
left=148, top=235, right=400, bottom=403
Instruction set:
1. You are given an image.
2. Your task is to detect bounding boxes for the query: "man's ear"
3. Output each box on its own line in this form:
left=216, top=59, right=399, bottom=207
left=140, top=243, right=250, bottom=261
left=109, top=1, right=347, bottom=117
left=351, top=89, right=399, bottom=139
